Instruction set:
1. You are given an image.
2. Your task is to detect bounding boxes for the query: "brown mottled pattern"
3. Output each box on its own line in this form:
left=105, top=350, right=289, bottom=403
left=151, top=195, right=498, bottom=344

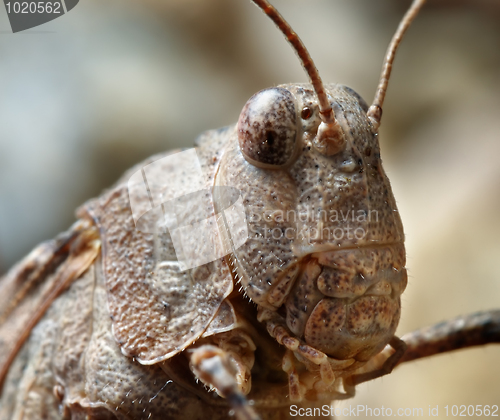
left=1, top=81, right=408, bottom=416
left=84, top=258, right=228, bottom=419
left=287, top=245, right=406, bottom=361
left=238, top=87, right=298, bottom=166
left=267, top=264, right=299, bottom=307
left=202, top=300, right=238, bottom=338
left=217, top=135, right=299, bottom=306
left=81, top=128, right=236, bottom=364
left=0, top=253, right=322, bottom=418
left=285, top=260, right=323, bottom=337
left=217, top=83, right=404, bottom=300
left=287, top=84, right=404, bottom=249
left=305, top=293, right=400, bottom=361
left=216, top=83, right=405, bottom=369
left=315, top=244, right=405, bottom=276
left=304, top=298, right=346, bottom=355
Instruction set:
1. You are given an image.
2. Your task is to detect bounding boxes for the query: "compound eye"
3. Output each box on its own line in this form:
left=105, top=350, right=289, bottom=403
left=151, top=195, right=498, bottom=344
left=237, top=87, right=299, bottom=167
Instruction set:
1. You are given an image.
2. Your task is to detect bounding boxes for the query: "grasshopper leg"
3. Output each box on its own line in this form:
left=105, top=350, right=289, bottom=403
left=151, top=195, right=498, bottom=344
left=369, top=309, right=500, bottom=369
left=362, top=309, right=500, bottom=377
left=399, top=309, right=500, bottom=363
left=344, top=335, right=407, bottom=387
left=189, top=344, right=260, bottom=420
left=262, top=310, right=356, bottom=401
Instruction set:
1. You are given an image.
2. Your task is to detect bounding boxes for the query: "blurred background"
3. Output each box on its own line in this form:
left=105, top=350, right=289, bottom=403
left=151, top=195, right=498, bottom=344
left=0, top=0, right=499, bottom=417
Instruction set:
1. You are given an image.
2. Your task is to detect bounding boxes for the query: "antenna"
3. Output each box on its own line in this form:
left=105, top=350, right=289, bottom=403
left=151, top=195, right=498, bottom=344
left=367, top=0, right=427, bottom=131
left=251, top=0, right=346, bottom=155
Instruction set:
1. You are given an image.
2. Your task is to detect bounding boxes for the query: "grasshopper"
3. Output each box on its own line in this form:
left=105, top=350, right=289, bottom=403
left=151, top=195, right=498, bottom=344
left=0, top=1, right=499, bottom=419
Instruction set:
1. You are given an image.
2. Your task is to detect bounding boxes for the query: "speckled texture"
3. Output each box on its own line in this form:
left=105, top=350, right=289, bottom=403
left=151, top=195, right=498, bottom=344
left=0, top=252, right=321, bottom=419
left=285, top=260, right=323, bottom=337
left=218, top=83, right=405, bottom=367
left=238, top=87, right=299, bottom=166
left=218, top=84, right=403, bottom=305
left=0, top=82, right=407, bottom=416
left=81, top=129, right=235, bottom=364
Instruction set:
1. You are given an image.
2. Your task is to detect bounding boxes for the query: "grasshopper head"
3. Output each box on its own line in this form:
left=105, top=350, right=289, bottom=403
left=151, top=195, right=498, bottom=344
left=216, top=82, right=406, bottom=361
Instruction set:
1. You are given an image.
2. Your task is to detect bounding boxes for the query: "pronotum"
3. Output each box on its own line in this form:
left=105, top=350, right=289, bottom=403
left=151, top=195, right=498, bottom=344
left=0, top=0, right=498, bottom=420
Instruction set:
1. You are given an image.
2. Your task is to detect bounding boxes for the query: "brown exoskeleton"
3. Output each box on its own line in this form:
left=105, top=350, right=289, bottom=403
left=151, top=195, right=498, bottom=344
left=0, top=1, right=499, bottom=419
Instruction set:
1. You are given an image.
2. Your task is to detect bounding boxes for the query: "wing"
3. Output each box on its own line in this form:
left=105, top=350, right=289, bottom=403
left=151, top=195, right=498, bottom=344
left=81, top=126, right=237, bottom=364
